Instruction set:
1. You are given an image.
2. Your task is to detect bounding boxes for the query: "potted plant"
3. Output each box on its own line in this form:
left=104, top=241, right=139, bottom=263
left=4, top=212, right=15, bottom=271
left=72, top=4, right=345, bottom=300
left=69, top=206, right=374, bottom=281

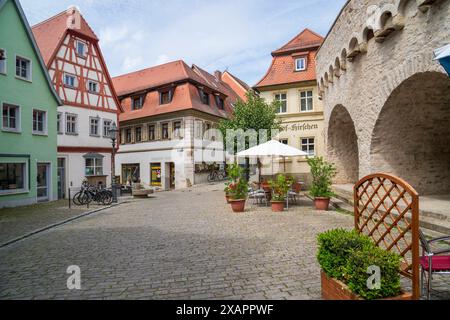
left=225, top=164, right=248, bottom=212
left=268, top=174, right=291, bottom=212
left=224, top=182, right=232, bottom=203
left=317, top=229, right=412, bottom=300
left=307, top=157, right=337, bottom=211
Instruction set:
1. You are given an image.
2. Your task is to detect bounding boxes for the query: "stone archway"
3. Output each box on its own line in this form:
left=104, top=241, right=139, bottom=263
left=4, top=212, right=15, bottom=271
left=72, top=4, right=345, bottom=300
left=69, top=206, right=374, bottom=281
left=371, top=72, right=450, bottom=195
left=327, top=105, right=359, bottom=184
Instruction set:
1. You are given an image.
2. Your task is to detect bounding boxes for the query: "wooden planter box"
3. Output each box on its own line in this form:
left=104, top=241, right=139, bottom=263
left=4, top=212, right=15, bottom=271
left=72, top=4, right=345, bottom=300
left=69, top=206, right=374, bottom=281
left=132, top=189, right=154, bottom=198
left=321, top=271, right=412, bottom=300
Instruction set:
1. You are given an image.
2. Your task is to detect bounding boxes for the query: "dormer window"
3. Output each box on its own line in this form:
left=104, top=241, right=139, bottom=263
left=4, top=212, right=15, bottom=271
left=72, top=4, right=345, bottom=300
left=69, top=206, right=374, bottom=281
left=198, top=88, right=210, bottom=105
left=215, top=96, right=224, bottom=110
left=76, top=40, right=87, bottom=58
left=295, top=57, right=307, bottom=71
left=132, top=96, right=144, bottom=110
left=159, top=89, right=173, bottom=105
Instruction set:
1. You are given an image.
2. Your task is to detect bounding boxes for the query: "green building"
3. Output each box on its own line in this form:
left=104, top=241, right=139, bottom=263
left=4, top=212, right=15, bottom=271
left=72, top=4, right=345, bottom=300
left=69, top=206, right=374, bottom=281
left=0, top=0, right=62, bottom=208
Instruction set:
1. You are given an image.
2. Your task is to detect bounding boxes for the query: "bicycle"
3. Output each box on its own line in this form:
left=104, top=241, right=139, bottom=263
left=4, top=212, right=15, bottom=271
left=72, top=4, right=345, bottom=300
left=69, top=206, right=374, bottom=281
left=207, top=170, right=227, bottom=182
left=73, top=182, right=113, bottom=206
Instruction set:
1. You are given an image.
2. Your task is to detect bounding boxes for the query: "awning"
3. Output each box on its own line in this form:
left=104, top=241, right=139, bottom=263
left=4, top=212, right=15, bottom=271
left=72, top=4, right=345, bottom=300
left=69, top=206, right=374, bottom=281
left=434, top=44, right=450, bottom=76
left=83, top=153, right=105, bottom=159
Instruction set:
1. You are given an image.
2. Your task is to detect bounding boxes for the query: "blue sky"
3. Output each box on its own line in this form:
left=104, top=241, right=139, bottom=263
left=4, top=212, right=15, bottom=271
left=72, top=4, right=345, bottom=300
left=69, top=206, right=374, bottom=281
left=21, top=0, right=346, bottom=86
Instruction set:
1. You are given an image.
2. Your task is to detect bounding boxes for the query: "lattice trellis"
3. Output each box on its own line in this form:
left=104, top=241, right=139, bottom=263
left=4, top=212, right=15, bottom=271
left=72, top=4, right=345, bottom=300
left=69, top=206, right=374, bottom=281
left=354, top=173, right=420, bottom=299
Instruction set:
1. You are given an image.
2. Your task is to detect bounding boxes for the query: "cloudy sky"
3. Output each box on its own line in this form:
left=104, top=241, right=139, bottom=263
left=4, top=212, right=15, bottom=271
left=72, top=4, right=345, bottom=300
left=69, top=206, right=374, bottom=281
left=21, top=0, right=346, bottom=86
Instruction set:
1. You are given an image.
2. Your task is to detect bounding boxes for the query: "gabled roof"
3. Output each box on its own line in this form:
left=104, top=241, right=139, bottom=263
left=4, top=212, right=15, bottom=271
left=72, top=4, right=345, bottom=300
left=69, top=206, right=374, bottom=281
left=223, top=71, right=251, bottom=92
left=271, top=28, right=323, bottom=56
left=191, top=65, right=241, bottom=102
left=0, top=0, right=62, bottom=105
left=113, top=60, right=212, bottom=97
left=254, top=28, right=323, bottom=89
left=31, top=8, right=98, bottom=65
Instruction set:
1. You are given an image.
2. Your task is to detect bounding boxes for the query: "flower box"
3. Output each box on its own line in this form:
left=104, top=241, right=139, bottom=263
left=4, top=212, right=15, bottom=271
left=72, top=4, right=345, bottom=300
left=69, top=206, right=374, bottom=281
left=320, top=271, right=412, bottom=300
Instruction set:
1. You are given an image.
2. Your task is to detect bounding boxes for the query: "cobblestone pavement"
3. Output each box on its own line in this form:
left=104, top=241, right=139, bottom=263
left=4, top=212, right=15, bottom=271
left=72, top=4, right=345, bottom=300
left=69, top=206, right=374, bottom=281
left=0, top=184, right=448, bottom=300
left=0, top=200, right=109, bottom=246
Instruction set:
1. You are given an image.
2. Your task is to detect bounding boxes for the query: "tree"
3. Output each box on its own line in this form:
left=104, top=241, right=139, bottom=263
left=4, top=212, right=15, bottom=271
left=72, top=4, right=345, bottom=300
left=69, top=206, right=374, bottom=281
left=219, top=91, right=282, bottom=181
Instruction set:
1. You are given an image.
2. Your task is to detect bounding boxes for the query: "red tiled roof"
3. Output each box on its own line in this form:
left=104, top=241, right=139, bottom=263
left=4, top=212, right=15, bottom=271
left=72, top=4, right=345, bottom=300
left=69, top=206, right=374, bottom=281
left=254, top=29, right=323, bottom=89
left=221, top=71, right=250, bottom=102
left=32, top=8, right=98, bottom=65
left=114, top=61, right=243, bottom=122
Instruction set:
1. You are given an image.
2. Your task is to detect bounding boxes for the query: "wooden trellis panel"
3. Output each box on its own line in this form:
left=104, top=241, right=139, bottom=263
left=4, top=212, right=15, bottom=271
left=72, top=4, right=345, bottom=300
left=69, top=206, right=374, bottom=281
left=354, top=173, right=420, bottom=300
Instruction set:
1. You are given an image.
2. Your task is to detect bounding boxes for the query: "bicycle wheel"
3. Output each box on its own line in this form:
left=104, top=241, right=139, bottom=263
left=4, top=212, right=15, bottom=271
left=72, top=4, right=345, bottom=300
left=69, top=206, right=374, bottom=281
left=207, top=172, right=216, bottom=182
left=101, top=191, right=113, bottom=205
left=72, top=191, right=83, bottom=206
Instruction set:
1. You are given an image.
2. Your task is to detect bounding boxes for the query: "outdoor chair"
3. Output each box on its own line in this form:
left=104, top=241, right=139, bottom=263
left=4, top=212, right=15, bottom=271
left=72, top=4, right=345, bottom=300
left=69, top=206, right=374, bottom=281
left=248, top=184, right=268, bottom=207
left=419, top=230, right=450, bottom=300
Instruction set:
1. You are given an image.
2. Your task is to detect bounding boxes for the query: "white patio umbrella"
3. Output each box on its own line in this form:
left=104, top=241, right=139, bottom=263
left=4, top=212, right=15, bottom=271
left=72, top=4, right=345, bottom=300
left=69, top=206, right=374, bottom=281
left=237, top=140, right=308, bottom=181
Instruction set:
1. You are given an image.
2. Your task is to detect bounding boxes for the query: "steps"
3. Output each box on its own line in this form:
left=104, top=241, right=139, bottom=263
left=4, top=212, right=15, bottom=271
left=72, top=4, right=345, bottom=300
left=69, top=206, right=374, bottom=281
left=331, top=185, right=450, bottom=237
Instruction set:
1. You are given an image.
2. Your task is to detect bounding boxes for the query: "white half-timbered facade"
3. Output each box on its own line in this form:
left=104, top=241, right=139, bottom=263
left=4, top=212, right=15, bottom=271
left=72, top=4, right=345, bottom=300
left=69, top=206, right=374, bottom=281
left=33, top=8, right=121, bottom=198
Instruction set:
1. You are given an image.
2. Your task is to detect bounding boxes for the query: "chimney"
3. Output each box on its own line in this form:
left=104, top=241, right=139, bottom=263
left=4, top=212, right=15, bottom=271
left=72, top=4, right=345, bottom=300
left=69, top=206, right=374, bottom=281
left=214, top=70, right=222, bottom=81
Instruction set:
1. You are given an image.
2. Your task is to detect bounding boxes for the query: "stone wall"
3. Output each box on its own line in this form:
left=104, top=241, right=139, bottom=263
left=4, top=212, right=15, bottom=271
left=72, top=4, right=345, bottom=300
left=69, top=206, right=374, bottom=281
left=316, top=0, right=450, bottom=194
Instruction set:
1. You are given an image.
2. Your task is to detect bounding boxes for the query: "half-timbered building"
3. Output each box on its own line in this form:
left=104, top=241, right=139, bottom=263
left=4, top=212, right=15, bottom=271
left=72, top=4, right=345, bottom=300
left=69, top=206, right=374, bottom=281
left=32, top=7, right=121, bottom=198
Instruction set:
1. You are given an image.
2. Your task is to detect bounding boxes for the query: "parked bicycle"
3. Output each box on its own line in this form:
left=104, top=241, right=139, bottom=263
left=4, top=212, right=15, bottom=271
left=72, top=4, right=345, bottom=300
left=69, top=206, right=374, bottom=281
left=73, top=181, right=113, bottom=206
left=207, top=170, right=227, bottom=182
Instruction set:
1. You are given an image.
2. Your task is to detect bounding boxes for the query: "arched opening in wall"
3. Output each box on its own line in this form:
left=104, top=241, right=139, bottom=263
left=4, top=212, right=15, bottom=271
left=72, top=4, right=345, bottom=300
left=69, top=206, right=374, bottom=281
left=363, top=27, right=374, bottom=42
left=324, top=72, right=329, bottom=86
left=370, top=72, right=450, bottom=195
left=349, top=37, right=359, bottom=52
left=328, top=66, right=334, bottom=83
left=334, top=57, right=341, bottom=77
left=340, top=48, right=347, bottom=70
left=327, top=105, right=359, bottom=185
left=380, top=11, right=393, bottom=29
left=398, top=0, right=418, bottom=18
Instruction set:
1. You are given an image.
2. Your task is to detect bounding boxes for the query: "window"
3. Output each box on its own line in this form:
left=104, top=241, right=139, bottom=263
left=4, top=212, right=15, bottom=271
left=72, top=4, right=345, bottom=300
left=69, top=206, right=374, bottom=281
left=125, top=128, right=132, bottom=143
left=301, top=138, right=315, bottom=156
left=198, top=89, right=210, bottom=105
left=66, top=114, right=77, bottom=134
left=16, top=56, right=31, bottom=80
left=64, top=74, right=76, bottom=88
left=195, top=120, right=203, bottom=139
left=88, top=81, right=99, bottom=93
left=148, top=124, right=156, bottom=141
left=215, top=96, right=224, bottom=110
left=76, top=41, right=87, bottom=58
left=132, top=96, right=144, bottom=110
left=173, top=121, right=182, bottom=139
left=135, top=127, right=142, bottom=142
left=295, top=57, right=306, bottom=71
left=32, top=109, right=47, bottom=134
left=205, top=123, right=211, bottom=139
left=89, top=117, right=100, bottom=136
left=103, top=120, right=112, bottom=137
left=0, top=49, right=6, bottom=74
left=161, top=123, right=169, bottom=140
left=274, top=93, right=287, bottom=113
left=85, top=158, right=103, bottom=176
left=0, top=163, right=26, bottom=193
left=280, top=139, right=288, bottom=145
left=2, top=104, right=20, bottom=132
left=159, top=90, right=172, bottom=105
left=300, top=91, right=314, bottom=112
left=57, top=112, right=63, bottom=134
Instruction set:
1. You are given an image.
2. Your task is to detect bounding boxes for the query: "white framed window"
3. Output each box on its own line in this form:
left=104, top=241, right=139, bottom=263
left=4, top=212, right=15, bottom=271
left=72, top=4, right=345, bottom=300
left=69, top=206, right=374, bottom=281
left=76, top=40, right=87, bottom=58
left=173, top=121, right=182, bottom=139
left=88, top=81, right=99, bottom=93
left=64, top=73, right=77, bottom=88
left=103, top=119, right=112, bottom=137
left=301, top=137, right=315, bottom=156
left=85, top=157, right=103, bottom=176
left=89, top=117, right=100, bottom=136
left=15, top=56, right=32, bottom=81
left=2, top=103, right=20, bottom=132
left=295, top=57, right=306, bottom=71
left=148, top=124, right=156, bottom=141
left=66, top=113, right=78, bottom=135
left=274, top=93, right=287, bottom=113
left=195, top=120, right=203, bottom=139
left=300, top=90, right=314, bottom=112
left=0, top=162, right=28, bottom=194
left=57, top=112, right=63, bottom=134
left=0, top=48, right=6, bottom=75
left=32, top=109, right=47, bottom=135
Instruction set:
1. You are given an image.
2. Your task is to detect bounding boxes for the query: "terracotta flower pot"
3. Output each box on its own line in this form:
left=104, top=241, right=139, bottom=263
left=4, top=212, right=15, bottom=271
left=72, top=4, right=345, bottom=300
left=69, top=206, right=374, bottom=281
left=230, top=199, right=246, bottom=213
left=271, top=201, right=285, bottom=212
left=314, top=197, right=331, bottom=211
left=225, top=194, right=231, bottom=204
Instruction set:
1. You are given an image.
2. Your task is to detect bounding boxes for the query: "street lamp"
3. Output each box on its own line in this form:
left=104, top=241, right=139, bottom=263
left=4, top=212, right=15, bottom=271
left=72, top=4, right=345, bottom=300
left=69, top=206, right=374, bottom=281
left=108, top=122, right=119, bottom=203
